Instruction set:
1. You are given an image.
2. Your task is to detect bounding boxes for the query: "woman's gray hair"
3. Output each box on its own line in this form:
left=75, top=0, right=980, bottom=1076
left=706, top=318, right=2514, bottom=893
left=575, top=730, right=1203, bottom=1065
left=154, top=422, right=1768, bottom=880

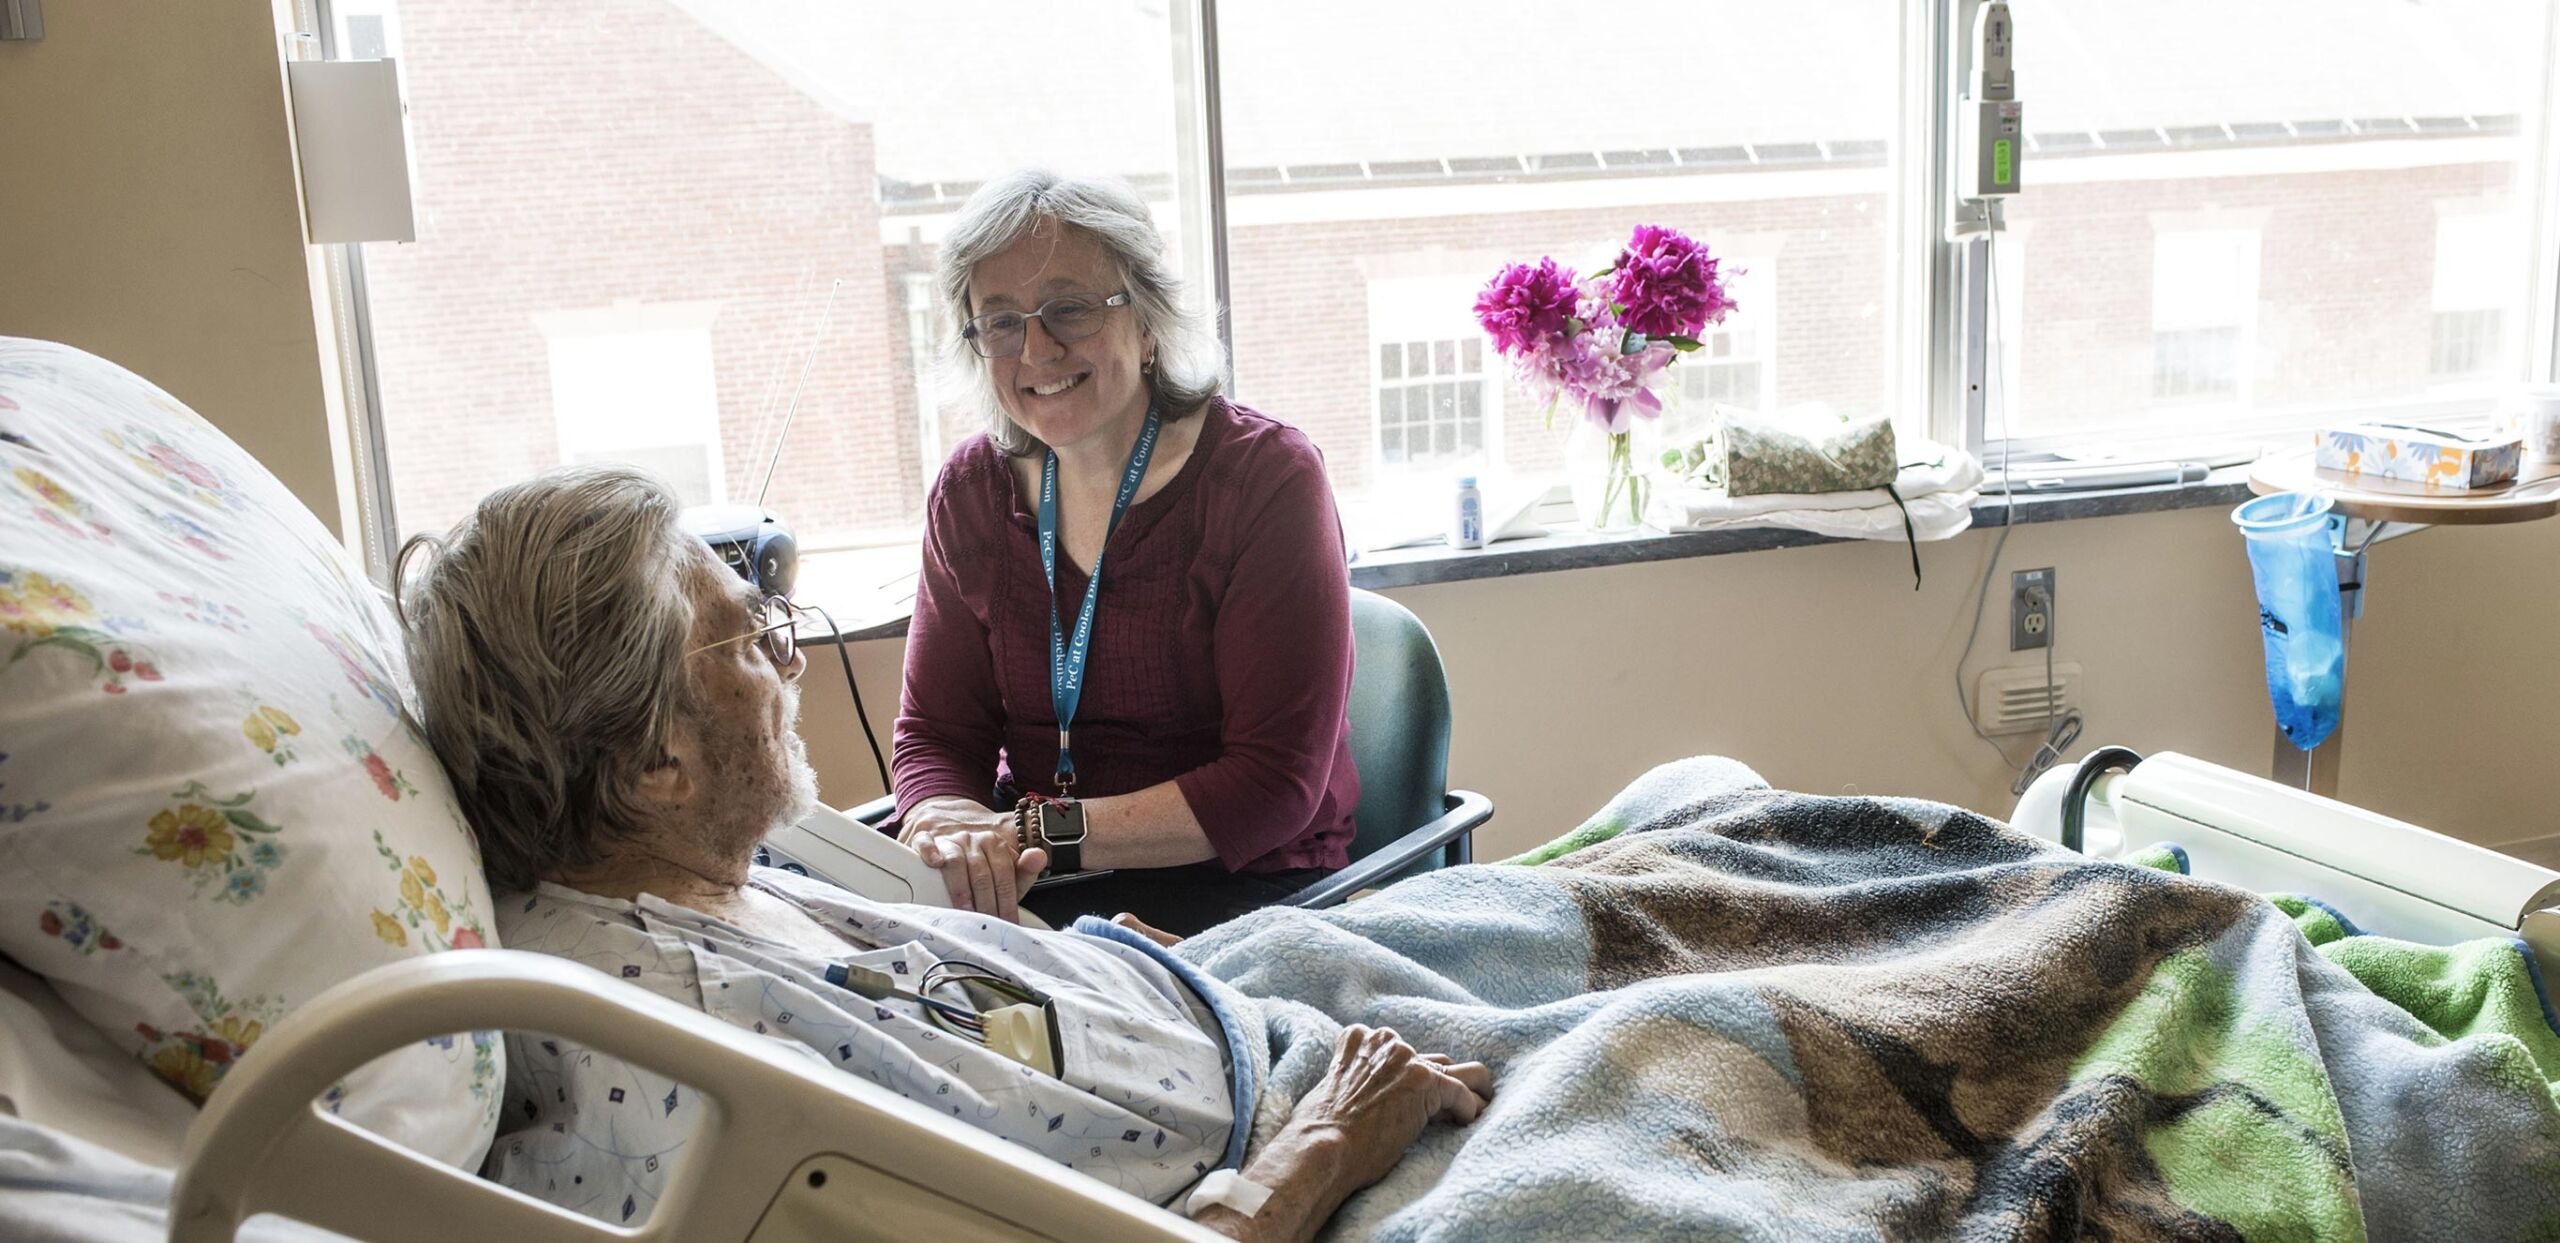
left=937, top=168, right=1226, bottom=455
left=394, top=466, right=701, bottom=893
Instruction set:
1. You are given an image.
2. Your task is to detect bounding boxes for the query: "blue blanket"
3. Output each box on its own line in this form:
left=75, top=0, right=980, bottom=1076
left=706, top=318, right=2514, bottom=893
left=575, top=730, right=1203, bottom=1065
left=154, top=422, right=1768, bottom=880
left=1174, top=757, right=2560, bottom=1241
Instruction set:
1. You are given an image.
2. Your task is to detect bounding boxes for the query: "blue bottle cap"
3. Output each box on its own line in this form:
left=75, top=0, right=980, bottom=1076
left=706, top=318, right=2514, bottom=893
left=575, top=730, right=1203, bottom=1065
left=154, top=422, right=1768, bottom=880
left=1457, top=475, right=1478, bottom=487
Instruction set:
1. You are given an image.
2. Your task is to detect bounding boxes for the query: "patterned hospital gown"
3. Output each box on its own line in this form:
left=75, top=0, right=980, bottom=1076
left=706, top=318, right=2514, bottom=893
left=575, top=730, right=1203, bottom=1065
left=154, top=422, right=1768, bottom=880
left=485, top=868, right=1237, bottom=1226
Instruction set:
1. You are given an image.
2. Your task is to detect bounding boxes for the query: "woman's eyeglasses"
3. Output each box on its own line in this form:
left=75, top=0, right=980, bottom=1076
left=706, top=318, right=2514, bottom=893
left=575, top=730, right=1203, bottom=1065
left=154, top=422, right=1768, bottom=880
left=961, top=291, right=1131, bottom=359
left=686, top=594, right=802, bottom=669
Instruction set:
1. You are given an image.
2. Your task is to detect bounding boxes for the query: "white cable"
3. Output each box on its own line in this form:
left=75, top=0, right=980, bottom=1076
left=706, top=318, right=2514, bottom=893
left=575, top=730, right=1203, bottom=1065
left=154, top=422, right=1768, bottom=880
left=1953, top=199, right=2082, bottom=793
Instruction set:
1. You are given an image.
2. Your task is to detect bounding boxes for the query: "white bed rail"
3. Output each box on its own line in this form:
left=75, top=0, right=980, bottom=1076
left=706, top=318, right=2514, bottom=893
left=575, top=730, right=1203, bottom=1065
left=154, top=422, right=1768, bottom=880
left=168, top=949, right=1224, bottom=1243
left=2015, top=751, right=2560, bottom=961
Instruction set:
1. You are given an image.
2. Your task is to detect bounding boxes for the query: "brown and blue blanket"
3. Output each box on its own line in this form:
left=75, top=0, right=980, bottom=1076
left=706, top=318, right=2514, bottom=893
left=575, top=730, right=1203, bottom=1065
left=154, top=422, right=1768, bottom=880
left=1170, top=757, right=2560, bottom=1240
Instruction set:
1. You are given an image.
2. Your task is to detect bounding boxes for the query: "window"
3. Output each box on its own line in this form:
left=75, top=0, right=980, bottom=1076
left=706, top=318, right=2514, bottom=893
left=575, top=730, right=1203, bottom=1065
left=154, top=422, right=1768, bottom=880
left=353, top=1, right=1187, bottom=549
left=1376, top=339, right=1489, bottom=467
left=1989, top=0, right=2552, bottom=448
left=1674, top=259, right=1776, bottom=414
left=330, top=0, right=396, bottom=60
left=331, top=0, right=2560, bottom=580
left=1216, top=2, right=1900, bottom=507
left=537, top=305, right=726, bottom=507
left=1366, top=275, right=1499, bottom=474
left=2431, top=210, right=2514, bottom=380
left=2149, top=229, right=2259, bottom=405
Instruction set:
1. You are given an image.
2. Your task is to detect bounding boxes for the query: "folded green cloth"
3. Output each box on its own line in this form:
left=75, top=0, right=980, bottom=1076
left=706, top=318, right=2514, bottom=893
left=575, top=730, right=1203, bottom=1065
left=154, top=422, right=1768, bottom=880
left=1722, top=412, right=1899, bottom=497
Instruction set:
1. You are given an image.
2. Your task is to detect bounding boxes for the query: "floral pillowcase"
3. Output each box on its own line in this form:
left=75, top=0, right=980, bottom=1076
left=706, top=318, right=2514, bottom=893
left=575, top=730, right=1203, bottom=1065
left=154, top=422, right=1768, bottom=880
left=0, top=337, right=500, bottom=1169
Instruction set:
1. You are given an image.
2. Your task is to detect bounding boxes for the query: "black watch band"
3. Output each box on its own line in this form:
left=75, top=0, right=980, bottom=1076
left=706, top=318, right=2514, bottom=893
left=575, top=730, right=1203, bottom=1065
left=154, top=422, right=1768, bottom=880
left=1037, top=800, right=1086, bottom=874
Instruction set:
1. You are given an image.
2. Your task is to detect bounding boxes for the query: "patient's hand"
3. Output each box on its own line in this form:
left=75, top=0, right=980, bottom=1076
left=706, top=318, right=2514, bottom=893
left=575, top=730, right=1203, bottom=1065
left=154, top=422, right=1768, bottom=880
left=1195, top=1025, right=1491, bottom=1243
left=1291, top=1025, right=1490, bottom=1189
left=903, top=799, right=1045, bottom=922
left=1111, top=912, right=1183, bottom=947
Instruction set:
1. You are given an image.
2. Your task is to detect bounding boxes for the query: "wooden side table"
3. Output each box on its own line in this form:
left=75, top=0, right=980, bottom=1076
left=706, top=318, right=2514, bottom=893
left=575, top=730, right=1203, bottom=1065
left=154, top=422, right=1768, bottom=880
left=2245, top=450, right=2560, bottom=795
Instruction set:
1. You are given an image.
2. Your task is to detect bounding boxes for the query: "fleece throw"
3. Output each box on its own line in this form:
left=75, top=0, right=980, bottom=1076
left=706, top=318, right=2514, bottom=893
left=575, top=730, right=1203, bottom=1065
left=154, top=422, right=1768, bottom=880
left=1171, top=757, right=2560, bottom=1241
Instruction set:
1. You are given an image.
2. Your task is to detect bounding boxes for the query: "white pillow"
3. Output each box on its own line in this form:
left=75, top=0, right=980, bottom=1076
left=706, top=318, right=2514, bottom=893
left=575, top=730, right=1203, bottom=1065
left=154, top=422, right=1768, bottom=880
left=0, top=337, right=501, bottom=1169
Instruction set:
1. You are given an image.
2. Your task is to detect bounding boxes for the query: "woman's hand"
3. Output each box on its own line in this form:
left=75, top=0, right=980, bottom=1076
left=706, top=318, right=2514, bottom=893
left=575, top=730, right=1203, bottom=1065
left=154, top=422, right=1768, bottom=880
left=1288, top=1025, right=1491, bottom=1195
left=901, top=798, right=1045, bottom=922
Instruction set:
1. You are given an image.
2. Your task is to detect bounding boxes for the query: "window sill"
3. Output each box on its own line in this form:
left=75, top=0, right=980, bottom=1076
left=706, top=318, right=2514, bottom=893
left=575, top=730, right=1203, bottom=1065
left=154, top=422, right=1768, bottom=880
left=802, top=470, right=2259, bottom=645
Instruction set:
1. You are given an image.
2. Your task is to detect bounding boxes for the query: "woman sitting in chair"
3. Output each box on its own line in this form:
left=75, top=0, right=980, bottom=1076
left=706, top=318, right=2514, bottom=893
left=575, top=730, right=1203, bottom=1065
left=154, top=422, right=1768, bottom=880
left=893, top=168, right=1358, bottom=935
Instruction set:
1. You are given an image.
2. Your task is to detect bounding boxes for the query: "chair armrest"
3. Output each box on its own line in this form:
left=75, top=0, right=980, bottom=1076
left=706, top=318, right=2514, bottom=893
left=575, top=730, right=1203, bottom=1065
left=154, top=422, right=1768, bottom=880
left=848, top=793, right=898, bottom=832
left=1283, top=790, right=1492, bottom=911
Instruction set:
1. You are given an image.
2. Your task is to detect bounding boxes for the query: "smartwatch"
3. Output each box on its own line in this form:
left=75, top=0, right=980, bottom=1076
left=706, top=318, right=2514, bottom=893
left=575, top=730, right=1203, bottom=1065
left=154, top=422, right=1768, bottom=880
left=1012, top=794, right=1086, bottom=875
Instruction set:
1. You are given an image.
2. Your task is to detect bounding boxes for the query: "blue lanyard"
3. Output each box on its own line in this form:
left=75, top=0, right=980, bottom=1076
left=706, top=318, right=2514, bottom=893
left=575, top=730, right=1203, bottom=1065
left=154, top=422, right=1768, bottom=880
left=1038, top=408, right=1161, bottom=788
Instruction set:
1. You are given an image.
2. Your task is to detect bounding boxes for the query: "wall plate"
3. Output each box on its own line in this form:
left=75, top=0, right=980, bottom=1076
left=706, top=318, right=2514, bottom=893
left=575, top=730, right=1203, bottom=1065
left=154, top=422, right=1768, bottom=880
left=2011, top=566, right=2053, bottom=651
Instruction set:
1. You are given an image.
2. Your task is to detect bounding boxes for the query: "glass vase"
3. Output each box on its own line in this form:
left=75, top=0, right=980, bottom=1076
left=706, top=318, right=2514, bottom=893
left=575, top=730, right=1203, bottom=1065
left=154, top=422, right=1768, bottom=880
left=2232, top=492, right=2345, bottom=752
left=1566, top=417, right=1657, bottom=533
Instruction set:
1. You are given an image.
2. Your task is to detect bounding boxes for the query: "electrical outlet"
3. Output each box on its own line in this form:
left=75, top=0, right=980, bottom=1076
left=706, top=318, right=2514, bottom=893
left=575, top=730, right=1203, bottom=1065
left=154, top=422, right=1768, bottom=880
left=2011, top=567, right=2053, bottom=651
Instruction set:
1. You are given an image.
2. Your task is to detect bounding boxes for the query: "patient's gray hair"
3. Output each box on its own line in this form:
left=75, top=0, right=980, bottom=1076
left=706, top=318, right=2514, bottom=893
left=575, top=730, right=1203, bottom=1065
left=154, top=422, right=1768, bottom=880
left=395, top=466, right=700, bottom=893
left=937, top=168, right=1227, bottom=455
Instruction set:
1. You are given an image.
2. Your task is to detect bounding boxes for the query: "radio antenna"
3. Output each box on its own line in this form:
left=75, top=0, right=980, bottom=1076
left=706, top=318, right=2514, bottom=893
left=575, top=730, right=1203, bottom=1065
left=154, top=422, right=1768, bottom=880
left=756, top=277, right=844, bottom=508
left=741, top=264, right=817, bottom=475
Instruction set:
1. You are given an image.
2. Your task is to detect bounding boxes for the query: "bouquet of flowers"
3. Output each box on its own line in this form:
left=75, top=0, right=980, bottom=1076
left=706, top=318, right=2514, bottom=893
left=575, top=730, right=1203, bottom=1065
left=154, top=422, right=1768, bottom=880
left=1474, top=225, right=1736, bottom=530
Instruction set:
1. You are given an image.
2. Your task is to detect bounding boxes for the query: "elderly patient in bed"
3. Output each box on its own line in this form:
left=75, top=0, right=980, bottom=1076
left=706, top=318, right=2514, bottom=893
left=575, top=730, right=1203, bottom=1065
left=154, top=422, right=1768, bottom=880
left=395, top=466, right=1483, bottom=1241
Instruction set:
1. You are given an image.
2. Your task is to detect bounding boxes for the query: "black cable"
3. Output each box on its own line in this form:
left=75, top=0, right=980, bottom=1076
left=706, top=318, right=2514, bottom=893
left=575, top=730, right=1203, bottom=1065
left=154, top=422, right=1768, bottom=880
left=2060, top=746, right=2144, bottom=855
left=805, top=603, right=891, bottom=796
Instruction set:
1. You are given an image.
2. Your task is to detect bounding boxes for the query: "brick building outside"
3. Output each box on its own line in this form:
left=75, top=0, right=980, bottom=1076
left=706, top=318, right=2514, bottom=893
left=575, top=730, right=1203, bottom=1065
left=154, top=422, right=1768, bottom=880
left=358, top=0, right=2538, bottom=553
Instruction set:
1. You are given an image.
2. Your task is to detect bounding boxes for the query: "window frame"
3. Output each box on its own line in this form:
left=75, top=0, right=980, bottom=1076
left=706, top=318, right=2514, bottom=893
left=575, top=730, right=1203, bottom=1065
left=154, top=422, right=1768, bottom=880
left=1942, top=0, right=2560, bottom=464
left=324, top=0, right=2560, bottom=581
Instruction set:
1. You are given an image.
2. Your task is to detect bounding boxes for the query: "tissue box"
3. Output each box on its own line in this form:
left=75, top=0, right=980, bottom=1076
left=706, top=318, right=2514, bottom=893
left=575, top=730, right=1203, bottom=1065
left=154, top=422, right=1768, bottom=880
left=2314, top=423, right=2522, bottom=491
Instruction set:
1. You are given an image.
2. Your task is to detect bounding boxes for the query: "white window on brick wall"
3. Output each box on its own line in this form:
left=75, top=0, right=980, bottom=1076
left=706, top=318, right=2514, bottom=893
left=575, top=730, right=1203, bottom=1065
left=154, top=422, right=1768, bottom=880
left=1676, top=260, right=1776, bottom=414
left=536, top=303, right=728, bottom=508
left=1367, top=276, right=1501, bottom=475
left=330, top=0, right=400, bottom=60
left=2432, top=210, right=2514, bottom=380
left=2150, top=229, right=2258, bottom=405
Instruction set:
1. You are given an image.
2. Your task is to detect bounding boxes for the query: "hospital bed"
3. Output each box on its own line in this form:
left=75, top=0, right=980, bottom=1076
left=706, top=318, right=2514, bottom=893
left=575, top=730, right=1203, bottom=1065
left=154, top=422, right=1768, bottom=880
left=4, top=342, right=2551, bottom=1240
left=0, top=746, right=2541, bottom=1241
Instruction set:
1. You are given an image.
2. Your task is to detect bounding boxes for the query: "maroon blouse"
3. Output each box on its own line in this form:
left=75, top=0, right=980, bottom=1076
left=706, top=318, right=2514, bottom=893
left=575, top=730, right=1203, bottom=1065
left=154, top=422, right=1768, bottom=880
left=891, top=398, right=1359, bottom=873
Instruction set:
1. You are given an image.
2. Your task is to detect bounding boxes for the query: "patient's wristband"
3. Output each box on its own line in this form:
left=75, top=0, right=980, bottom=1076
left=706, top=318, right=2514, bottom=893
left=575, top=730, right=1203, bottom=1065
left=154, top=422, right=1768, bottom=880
left=1183, top=1169, right=1274, bottom=1219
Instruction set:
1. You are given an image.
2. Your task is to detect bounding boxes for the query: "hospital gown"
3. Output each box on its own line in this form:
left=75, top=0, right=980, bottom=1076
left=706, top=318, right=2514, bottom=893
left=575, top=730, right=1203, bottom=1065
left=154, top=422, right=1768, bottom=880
left=485, top=868, right=1237, bottom=1226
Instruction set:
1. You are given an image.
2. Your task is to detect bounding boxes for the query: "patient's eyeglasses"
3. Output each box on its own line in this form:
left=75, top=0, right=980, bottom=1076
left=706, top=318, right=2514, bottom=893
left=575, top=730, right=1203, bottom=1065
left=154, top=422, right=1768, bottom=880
left=686, top=594, right=801, bottom=670
left=961, top=291, right=1131, bottom=359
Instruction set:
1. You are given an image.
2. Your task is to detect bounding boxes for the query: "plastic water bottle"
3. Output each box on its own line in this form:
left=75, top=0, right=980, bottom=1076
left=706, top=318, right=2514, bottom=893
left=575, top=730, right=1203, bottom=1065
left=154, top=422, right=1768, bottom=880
left=1449, top=475, right=1486, bottom=549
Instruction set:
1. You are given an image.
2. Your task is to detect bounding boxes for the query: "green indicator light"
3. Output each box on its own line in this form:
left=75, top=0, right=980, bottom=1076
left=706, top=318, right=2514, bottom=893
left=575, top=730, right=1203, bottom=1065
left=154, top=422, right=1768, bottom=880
left=1993, top=139, right=2014, bottom=186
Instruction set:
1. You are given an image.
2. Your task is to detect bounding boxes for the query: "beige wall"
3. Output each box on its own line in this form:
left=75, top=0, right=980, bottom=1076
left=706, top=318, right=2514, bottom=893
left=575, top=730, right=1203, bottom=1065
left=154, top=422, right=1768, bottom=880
left=0, top=0, right=347, bottom=536
left=799, top=506, right=2560, bottom=862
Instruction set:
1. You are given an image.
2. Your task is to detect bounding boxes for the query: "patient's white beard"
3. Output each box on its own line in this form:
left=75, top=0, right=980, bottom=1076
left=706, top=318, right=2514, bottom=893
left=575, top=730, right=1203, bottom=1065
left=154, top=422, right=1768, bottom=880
left=775, top=716, right=819, bottom=830
left=683, top=680, right=821, bottom=866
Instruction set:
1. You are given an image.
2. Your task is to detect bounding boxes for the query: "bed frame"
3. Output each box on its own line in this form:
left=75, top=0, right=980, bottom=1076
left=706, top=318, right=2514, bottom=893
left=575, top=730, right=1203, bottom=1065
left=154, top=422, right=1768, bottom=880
left=111, top=751, right=2560, bottom=1239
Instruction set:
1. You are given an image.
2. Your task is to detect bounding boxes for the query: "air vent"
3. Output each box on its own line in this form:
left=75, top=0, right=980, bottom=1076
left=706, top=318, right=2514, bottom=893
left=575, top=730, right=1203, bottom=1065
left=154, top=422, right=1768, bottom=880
left=1973, top=662, right=2083, bottom=736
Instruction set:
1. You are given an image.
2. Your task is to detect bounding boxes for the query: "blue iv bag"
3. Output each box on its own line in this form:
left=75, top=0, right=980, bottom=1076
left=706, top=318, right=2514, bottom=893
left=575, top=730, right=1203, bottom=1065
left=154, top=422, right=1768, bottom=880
left=2231, top=491, right=2345, bottom=751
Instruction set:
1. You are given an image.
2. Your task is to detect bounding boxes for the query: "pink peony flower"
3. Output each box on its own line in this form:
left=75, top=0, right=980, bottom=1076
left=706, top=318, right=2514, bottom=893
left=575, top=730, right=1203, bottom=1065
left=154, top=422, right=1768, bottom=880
left=1607, top=225, right=1736, bottom=340
left=1521, top=298, right=1676, bottom=434
left=1474, top=258, right=1583, bottom=357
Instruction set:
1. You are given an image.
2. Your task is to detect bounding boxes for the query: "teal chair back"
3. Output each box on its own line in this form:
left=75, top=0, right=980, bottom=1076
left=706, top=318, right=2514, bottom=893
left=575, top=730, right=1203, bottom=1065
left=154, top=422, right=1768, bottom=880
left=1292, top=589, right=1485, bottom=901
left=1345, top=590, right=1453, bottom=858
